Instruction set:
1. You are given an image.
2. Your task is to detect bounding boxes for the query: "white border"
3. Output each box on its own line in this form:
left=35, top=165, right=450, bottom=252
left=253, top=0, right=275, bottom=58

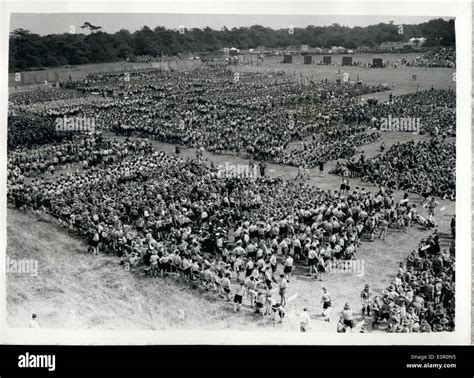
left=0, top=0, right=471, bottom=345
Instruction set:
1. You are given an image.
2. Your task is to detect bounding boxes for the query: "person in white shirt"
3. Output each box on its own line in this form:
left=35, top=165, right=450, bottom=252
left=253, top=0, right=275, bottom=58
left=149, top=251, right=158, bottom=277
left=245, top=259, right=254, bottom=277
left=321, top=287, right=332, bottom=322
left=299, top=307, right=311, bottom=332
left=283, top=255, right=294, bottom=282
left=340, top=303, right=354, bottom=332
left=269, top=252, right=278, bottom=282
left=220, top=273, right=232, bottom=301
left=307, top=247, right=317, bottom=276
left=232, top=241, right=246, bottom=256
left=279, top=238, right=288, bottom=256
left=233, top=281, right=246, bottom=313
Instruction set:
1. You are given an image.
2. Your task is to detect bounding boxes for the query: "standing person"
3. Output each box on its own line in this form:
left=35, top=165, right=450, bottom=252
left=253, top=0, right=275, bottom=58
left=295, top=164, right=304, bottom=181
left=427, top=197, right=439, bottom=217
left=340, top=177, right=349, bottom=195
left=159, top=252, right=170, bottom=278
left=307, top=246, right=317, bottom=276
left=318, top=160, right=325, bottom=177
left=303, top=161, right=310, bottom=180
left=378, top=216, right=388, bottom=241
left=248, top=160, right=255, bottom=179
left=321, top=287, right=332, bottom=322
left=292, top=235, right=302, bottom=262
left=245, top=258, right=254, bottom=278
left=299, top=307, right=311, bottom=332
left=29, top=313, right=40, bottom=328
left=340, top=303, right=354, bottom=332
left=316, top=254, right=326, bottom=282
left=172, top=251, right=181, bottom=276
left=150, top=250, right=159, bottom=278
left=233, top=281, right=246, bottom=313
left=245, top=276, right=258, bottom=308
left=182, top=257, right=192, bottom=282
left=279, top=274, right=288, bottom=307
left=283, top=254, right=294, bottom=282
left=196, top=146, right=204, bottom=161
left=259, top=161, right=267, bottom=177
left=360, top=284, right=372, bottom=317
left=255, top=291, right=266, bottom=316
left=90, top=230, right=99, bottom=256
left=264, top=266, right=273, bottom=290
left=366, top=217, right=376, bottom=242
left=220, top=273, right=232, bottom=301
left=269, top=251, right=278, bottom=282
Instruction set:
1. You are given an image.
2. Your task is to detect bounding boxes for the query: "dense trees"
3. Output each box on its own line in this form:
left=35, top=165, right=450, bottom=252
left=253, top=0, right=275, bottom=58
left=9, top=19, right=455, bottom=72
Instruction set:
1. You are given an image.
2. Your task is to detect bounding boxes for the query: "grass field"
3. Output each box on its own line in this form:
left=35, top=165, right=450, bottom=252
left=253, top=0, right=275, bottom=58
left=7, top=56, right=457, bottom=332
left=239, top=54, right=455, bottom=101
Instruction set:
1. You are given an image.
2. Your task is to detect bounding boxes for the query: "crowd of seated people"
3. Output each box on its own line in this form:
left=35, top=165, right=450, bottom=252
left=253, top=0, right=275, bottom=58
left=372, top=233, right=455, bottom=333
left=345, top=138, right=455, bottom=200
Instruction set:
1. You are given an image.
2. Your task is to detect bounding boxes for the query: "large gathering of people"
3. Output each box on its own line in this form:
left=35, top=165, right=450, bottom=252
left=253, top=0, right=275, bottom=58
left=345, top=138, right=455, bottom=200
left=9, top=140, right=415, bottom=262
left=8, top=132, right=152, bottom=180
left=9, top=87, right=83, bottom=106
left=363, top=89, right=456, bottom=136
left=409, top=47, right=456, bottom=68
left=272, top=131, right=381, bottom=168
left=7, top=63, right=456, bottom=332
left=371, top=232, right=455, bottom=332
left=12, top=68, right=388, bottom=164
left=10, top=68, right=456, bottom=172
left=8, top=115, right=69, bottom=149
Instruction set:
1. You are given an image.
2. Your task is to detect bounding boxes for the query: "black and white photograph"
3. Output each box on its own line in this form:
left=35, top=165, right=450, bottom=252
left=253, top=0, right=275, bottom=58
left=0, top=0, right=471, bottom=347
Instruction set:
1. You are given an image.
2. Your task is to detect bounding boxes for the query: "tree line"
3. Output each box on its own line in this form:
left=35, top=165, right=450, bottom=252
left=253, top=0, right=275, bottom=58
left=9, top=18, right=455, bottom=72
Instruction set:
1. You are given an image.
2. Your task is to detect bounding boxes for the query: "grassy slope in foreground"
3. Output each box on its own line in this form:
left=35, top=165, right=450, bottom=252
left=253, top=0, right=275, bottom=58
left=7, top=207, right=269, bottom=331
